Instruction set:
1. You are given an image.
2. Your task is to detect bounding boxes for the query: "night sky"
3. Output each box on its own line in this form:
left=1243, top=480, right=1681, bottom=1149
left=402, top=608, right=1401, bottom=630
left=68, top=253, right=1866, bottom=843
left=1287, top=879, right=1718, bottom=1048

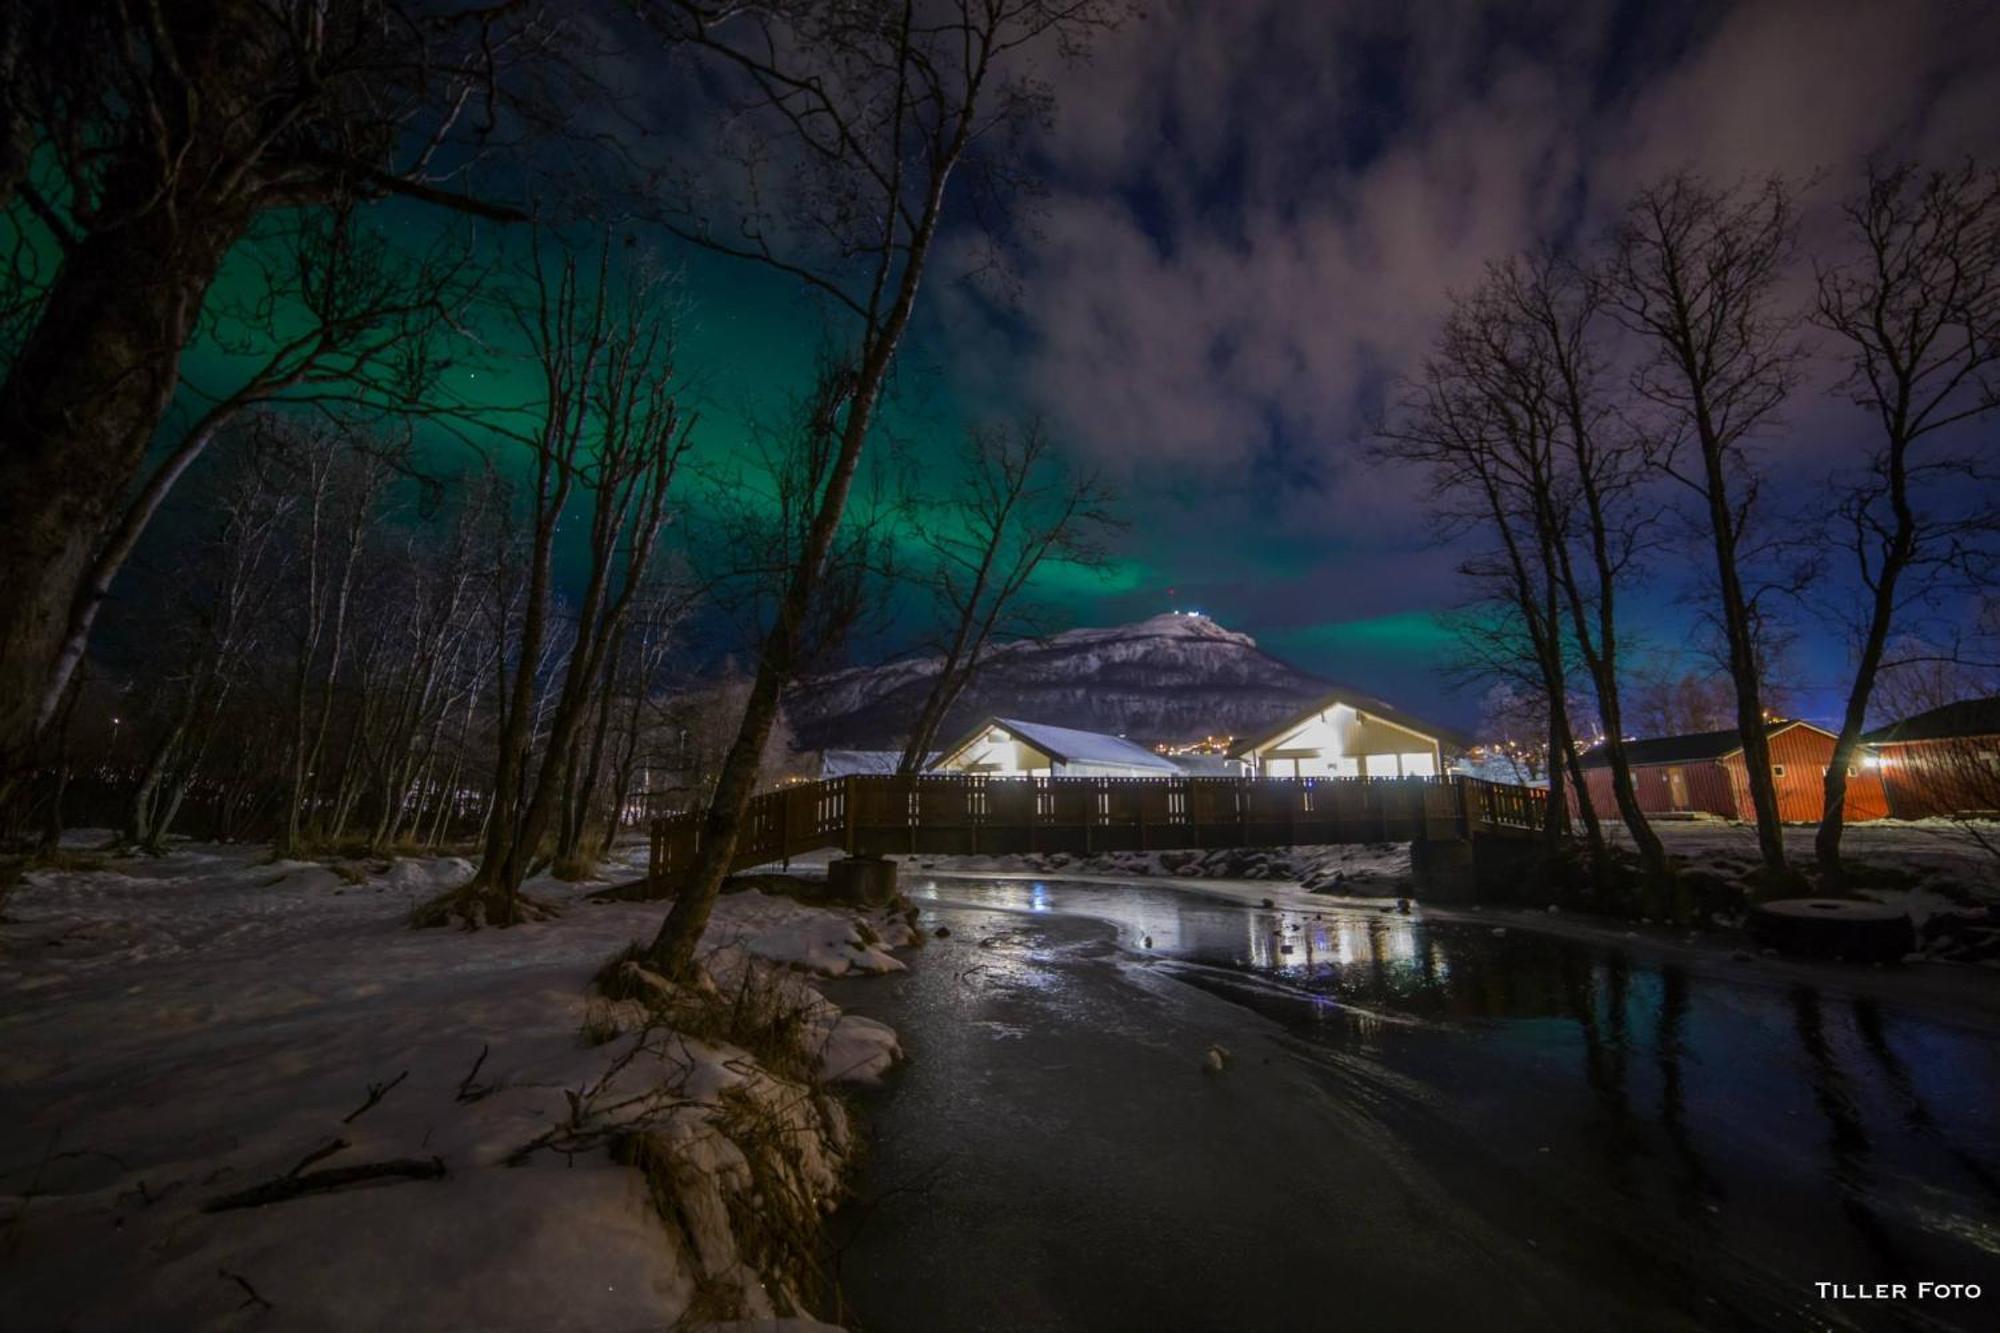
left=171, top=0, right=2000, bottom=728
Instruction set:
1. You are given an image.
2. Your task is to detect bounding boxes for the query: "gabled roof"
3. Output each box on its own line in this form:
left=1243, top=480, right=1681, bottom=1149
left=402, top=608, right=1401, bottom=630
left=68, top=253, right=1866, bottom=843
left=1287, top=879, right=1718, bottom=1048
left=817, top=749, right=918, bottom=777
left=1576, top=719, right=1829, bottom=770
left=1863, top=696, right=2000, bottom=744
left=1168, top=753, right=1243, bottom=777
left=1230, top=689, right=1469, bottom=758
left=940, top=716, right=1180, bottom=773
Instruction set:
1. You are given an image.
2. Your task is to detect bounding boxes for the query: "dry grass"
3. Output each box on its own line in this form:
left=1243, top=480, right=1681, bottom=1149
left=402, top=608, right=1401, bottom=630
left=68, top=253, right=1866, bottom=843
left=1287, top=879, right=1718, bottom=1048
left=551, top=833, right=607, bottom=883
left=592, top=944, right=821, bottom=1088
left=578, top=940, right=858, bottom=1326
left=709, top=1083, right=842, bottom=1316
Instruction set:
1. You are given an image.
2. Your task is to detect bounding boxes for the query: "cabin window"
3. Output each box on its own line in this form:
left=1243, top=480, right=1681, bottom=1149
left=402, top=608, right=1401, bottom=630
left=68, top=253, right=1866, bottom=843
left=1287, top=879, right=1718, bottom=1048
left=1772, top=764, right=1787, bottom=777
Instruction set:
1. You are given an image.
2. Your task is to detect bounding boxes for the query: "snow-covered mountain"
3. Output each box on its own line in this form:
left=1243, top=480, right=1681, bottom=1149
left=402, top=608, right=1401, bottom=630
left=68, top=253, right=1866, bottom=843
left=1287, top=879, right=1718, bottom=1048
left=787, top=612, right=1333, bottom=750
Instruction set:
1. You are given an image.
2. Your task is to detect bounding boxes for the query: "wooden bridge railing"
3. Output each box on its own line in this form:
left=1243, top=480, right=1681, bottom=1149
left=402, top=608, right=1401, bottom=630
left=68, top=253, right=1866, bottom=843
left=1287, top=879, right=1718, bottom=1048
left=650, top=772, right=1548, bottom=889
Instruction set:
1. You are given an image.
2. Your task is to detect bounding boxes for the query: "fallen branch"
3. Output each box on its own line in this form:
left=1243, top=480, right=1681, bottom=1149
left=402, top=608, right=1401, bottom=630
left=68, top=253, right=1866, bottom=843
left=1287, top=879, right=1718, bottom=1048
left=456, top=1044, right=497, bottom=1102
left=218, top=1267, right=273, bottom=1312
left=201, top=1157, right=446, bottom=1212
left=289, top=1138, right=348, bottom=1177
left=341, top=1071, right=408, bottom=1124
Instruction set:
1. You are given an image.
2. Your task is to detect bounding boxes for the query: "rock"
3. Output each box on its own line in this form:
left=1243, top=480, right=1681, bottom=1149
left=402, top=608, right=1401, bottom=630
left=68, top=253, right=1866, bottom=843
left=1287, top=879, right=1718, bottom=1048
left=1260, top=897, right=1274, bottom=909
left=1203, top=1043, right=1232, bottom=1073
left=1142, top=934, right=1153, bottom=949
left=1490, top=927, right=1508, bottom=938
left=933, top=925, right=950, bottom=938
left=1396, top=898, right=1411, bottom=914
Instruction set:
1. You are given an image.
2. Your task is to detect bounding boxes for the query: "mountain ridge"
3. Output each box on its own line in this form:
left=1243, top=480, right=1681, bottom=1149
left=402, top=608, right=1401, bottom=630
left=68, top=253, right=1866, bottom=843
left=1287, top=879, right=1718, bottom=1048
left=787, top=612, right=1335, bottom=751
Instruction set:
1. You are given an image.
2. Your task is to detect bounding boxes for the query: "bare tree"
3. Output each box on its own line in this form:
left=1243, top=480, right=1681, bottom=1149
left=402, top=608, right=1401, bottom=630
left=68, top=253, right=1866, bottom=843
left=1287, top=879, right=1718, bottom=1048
left=0, top=3, right=560, bottom=795
left=1477, top=680, right=1552, bottom=784
left=1625, top=658, right=1738, bottom=737
left=274, top=422, right=396, bottom=856
left=1809, top=162, right=2000, bottom=885
left=659, top=669, right=803, bottom=813
left=1378, top=312, right=1603, bottom=876
left=895, top=418, right=1118, bottom=772
left=1609, top=173, right=1804, bottom=887
left=1458, top=257, right=1672, bottom=892
left=594, top=590, right=689, bottom=846
left=357, top=481, right=508, bottom=854
left=122, top=432, right=296, bottom=851
left=424, top=245, right=691, bottom=925
left=639, top=0, right=1126, bottom=977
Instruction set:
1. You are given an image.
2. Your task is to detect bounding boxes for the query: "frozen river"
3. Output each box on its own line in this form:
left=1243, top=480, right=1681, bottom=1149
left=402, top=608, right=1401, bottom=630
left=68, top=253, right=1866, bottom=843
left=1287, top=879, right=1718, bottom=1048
left=825, top=875, right=2000, bottom=1332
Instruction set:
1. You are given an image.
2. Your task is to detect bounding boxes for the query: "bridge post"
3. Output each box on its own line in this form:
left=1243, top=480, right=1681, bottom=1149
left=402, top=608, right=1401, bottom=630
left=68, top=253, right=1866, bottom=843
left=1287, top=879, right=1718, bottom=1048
left=1411, top=832, right=1548, bottom=905
left=829, top=855, right=899, bottom=906
left=842, top=776, right=857, bottom=857
left=1409, top=837, right=1476, bottom=902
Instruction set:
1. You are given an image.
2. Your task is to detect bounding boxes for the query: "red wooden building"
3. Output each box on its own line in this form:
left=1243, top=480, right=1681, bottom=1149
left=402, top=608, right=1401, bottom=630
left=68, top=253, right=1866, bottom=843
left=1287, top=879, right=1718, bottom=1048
left=1862, top=697, right=2000, bottom=818
left=1578, top=720, right=1888, bottom=823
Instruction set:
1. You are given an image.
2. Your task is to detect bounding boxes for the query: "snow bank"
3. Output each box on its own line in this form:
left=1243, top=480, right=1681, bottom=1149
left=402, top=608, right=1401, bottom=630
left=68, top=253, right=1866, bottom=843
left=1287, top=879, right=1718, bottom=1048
left=0, top=843, right=914, bottom=1330
left=910, top=841, right=1412, bottom=892
left=706, top=888, right=916, bottom=977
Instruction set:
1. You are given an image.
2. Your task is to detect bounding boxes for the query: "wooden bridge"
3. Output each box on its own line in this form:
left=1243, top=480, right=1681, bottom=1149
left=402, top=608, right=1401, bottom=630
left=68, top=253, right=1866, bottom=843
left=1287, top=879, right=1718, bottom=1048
left=648, top=773, right=1547, bottom=890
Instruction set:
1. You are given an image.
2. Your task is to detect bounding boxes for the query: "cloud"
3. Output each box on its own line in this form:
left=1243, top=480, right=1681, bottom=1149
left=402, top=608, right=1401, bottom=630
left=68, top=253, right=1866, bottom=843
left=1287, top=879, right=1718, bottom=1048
left=1002, top=0, right=2000, bottom=493
left=920, top=0, right=2000, bottom=714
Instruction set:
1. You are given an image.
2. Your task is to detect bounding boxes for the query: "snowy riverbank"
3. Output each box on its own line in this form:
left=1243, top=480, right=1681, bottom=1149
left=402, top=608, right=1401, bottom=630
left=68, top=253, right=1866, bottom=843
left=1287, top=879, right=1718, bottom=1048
left=0, top=838, right=915, bottom=1330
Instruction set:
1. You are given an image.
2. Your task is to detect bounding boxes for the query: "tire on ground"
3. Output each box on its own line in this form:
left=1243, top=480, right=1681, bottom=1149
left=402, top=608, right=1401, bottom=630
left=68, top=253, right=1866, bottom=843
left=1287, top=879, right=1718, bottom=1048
left=1748, top=898, right=1916, bottom=963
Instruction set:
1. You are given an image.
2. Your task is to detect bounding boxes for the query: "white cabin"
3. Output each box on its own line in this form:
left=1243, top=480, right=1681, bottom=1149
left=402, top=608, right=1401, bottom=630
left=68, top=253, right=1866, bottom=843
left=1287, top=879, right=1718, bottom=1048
left=1232, top=693, right=1458, bottom=779
left=931, top=717, right=1181, bottom=779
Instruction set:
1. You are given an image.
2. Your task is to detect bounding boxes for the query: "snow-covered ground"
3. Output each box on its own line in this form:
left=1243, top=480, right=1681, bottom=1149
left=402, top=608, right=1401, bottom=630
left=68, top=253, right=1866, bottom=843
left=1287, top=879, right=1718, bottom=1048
left=1611, top=815, right=2000, bottom=893
left=0, top=837, right=914, bottom=1331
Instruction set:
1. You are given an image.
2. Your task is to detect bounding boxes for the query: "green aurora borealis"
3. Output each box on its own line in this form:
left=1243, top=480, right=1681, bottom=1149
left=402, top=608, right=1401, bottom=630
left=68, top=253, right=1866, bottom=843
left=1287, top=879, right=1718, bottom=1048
left=140, top=205, right=1458, bottom=711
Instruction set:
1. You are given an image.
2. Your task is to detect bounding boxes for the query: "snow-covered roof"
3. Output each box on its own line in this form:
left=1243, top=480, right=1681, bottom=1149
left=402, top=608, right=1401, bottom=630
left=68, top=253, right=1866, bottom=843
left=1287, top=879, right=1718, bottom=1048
left=1168, top=752, right=1243, bottom=777
left=1576, top=719, right=1831, bottom=769
left=984, top=717, right=1181, bottom=773
left=817, top=749, right=915, bottom=777
left=1232, top=690, right=1468, bottom=757
left=1864, top=696, right=2000, bottom=744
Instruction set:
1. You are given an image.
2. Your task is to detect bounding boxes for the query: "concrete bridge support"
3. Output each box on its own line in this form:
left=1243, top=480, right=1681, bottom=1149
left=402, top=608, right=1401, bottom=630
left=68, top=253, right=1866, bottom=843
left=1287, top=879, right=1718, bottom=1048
left=1409, top=838, right=1475, bottom=903
left=1409, top=835, right=1548, bottom=905
left=828, top=855, right=899, bottom=906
